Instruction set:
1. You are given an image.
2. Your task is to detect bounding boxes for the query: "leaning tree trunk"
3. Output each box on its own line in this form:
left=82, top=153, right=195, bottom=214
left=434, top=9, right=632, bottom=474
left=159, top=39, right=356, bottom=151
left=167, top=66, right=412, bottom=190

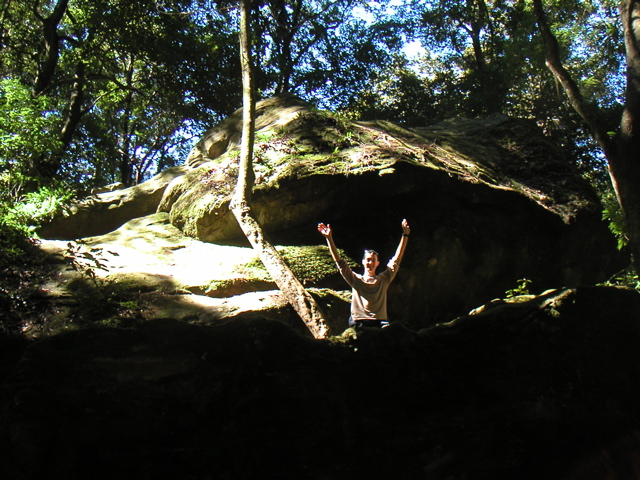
left=229, top=0, right=328, bottom=339
left=534, top=0, right=640, bottom=271
left=615, top=0, right=640, bottom=269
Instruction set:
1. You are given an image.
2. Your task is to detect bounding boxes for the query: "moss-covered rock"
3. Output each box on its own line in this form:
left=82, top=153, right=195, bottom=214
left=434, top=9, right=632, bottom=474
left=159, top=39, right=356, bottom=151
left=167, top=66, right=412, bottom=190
left=35, top=94, right=625, bottom=327
left=163, top=102, right=600, bottom=244
left=158, top=95, right=624, bottom=325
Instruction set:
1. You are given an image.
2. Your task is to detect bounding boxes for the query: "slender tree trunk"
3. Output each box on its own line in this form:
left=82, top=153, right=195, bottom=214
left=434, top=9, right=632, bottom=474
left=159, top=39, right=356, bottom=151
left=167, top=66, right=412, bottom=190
left=119, top=62, right=135, bottom=186
left=25, top=61, right=87, bottom=183
left=60, top=62, right=85, bottom=149
left=26, top=2, right=86, bottom=184
left=468, top=0, right=486, bottom=72
left=230, top=0, right=328, bottom=339
left=36, top=61, right=87, bottom=180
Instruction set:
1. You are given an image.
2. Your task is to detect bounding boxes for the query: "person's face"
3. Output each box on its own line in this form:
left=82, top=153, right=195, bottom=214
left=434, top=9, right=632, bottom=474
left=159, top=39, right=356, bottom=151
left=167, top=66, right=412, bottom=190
left=362, top=252, right=380, bottom=276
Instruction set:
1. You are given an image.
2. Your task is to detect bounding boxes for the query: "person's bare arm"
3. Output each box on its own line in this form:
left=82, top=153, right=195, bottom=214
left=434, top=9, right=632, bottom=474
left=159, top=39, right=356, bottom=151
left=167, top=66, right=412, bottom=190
left=389, top=219, right=411, bottom=268
left=318, top=223, right=341, bottom=263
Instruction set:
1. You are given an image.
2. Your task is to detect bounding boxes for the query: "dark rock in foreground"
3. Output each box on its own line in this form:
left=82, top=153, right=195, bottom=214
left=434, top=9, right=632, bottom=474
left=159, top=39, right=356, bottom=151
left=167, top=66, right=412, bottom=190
left=2, top=286, right=640, bottom=479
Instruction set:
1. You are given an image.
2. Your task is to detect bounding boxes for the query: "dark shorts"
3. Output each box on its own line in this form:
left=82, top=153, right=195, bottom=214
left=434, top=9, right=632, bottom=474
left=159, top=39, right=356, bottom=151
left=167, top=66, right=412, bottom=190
left=349, top=317, right=389, bottom=328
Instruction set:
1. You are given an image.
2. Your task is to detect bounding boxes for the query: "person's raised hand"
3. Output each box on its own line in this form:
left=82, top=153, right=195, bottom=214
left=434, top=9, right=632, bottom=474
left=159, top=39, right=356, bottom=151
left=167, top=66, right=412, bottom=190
left=318, top=223, right=332, bottom=237
left=402, top=219, right=411, bottom=235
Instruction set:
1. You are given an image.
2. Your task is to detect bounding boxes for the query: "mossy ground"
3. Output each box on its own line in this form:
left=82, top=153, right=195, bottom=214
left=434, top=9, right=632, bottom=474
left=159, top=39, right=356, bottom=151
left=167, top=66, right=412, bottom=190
left=238, top=245, right=357, bottom=284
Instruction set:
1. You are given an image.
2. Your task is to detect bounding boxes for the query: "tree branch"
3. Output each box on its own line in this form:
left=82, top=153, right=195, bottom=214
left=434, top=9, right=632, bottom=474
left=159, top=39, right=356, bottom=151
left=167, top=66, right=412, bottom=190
left=33, top=0, right=69, bottom=95
left=532, top=0, right=611, bottom=154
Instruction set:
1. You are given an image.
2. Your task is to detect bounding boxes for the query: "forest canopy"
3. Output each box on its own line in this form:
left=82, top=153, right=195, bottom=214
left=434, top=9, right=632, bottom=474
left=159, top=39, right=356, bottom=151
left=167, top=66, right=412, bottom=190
left=0, top=1, right=633, bottom=242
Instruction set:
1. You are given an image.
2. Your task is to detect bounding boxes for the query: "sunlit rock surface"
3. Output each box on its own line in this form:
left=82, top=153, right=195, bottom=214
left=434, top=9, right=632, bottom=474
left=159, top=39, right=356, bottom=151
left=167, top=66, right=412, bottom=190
left=37, top=212, right=351, bottom=335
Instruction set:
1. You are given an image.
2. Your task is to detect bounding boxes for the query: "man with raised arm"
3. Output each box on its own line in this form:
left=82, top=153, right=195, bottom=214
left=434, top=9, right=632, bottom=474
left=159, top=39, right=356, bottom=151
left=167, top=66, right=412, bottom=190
left=317, top=219, right=411, bottom=328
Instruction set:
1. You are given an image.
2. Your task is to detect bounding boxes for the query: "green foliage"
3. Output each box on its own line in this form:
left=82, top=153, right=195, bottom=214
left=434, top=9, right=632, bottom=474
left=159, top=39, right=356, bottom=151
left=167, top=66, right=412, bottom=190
left=0, top=78, right=62, bottom=172
left=1, top=0, right=240, bottom=190
left=0, top=183, right=75, bottom=235
left=598, top=266, right=640, bottom=290
left=343, top=57, right=439, bottom=124
left=252, top=0, right=404, bottom=111
left=602, top=198, right=628, bottom=250
left=0, top=172, right=75, bottom=241
left=505, top=278, right=533, bottom=298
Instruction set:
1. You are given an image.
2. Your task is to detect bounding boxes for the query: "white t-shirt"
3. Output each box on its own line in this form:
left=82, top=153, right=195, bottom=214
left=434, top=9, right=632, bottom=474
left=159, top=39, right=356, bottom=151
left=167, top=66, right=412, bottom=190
left=336, top=258, right=399, bottom=321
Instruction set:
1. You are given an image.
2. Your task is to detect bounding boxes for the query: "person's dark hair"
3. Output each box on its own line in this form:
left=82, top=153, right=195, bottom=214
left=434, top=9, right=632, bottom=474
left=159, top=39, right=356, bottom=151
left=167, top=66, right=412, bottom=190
left=363, top=249, right=379, bottom=260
